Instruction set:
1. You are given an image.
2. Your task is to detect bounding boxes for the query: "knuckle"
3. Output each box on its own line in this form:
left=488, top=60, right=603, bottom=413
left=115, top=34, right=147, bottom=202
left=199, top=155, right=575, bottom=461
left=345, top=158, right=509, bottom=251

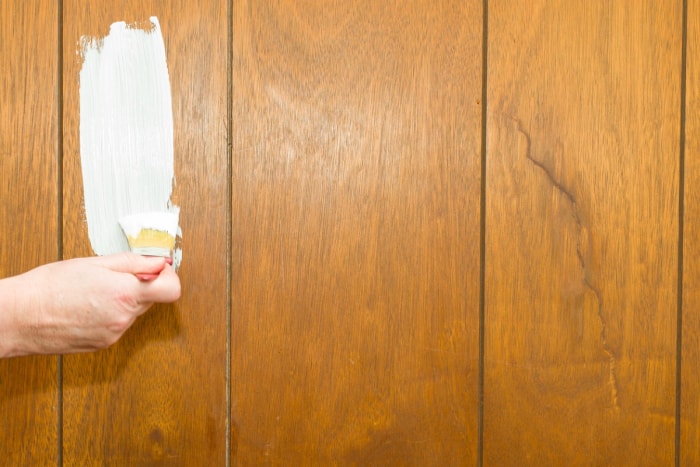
left=108, top=313, right=134, bottom=335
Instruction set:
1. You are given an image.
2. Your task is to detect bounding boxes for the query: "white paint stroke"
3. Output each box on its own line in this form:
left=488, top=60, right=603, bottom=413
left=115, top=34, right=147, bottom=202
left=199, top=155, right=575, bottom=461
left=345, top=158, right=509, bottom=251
left=79, top=16, right=180, bottom=262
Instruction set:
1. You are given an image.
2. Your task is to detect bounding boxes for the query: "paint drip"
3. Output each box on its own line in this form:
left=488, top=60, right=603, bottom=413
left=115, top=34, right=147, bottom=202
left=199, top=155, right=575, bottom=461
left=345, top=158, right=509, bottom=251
left=78, top=16, right=181, bottom=267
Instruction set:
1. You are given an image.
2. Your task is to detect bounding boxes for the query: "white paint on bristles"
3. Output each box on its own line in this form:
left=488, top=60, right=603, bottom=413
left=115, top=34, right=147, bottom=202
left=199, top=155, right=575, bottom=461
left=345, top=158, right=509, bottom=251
left=79, top=16, right=181, bottom=265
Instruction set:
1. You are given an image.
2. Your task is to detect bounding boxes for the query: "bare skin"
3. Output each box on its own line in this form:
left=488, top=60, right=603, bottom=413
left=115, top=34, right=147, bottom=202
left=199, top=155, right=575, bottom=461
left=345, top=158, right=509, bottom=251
left=0, top=253, right=181, bottom=358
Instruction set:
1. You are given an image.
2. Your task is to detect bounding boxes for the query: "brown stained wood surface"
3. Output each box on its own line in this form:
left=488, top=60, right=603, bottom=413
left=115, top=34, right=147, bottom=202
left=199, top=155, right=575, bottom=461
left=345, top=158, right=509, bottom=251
left=682, top=0, right=700, bottom=465
left=0, top=1, right=59, bottom=465
left=230, top=0, right=482, bottom=464
left=3, top=1, right=700, bottom=465
left=485, top=1, right=681, bottom=465
left=61, top=1, right=228, bottom=465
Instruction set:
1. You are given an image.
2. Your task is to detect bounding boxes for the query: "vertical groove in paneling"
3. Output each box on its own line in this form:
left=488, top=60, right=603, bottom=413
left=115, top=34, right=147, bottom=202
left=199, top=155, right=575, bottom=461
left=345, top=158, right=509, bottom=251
left=485, top=1, right=682, bottom=465
left=56, top=1, right=64, bottom=465
left=0, top=1, right=60, bottom=464
left=56, top=7, right=64, bottom=265
left=676, top=2, right=688, bottom=465
left=226, top=0, right=234, bottom=465
left=478, top=1, right=489, bottom=466
left=681, top=0, right=699, bottom=464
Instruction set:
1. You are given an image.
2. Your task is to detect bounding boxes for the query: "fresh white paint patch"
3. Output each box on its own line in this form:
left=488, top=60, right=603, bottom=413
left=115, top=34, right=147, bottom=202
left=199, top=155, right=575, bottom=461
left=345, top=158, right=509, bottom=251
left=79, top=16, right=181, bottom=264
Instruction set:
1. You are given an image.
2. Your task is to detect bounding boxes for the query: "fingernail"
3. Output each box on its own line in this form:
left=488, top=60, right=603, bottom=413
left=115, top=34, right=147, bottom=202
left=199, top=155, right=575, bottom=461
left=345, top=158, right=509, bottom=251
left=136, top=273, right=159, bottom=281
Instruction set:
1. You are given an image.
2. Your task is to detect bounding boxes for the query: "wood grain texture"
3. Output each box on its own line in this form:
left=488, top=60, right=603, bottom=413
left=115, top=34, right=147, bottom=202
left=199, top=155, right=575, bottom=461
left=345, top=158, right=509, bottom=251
left=0, top=1, right=59, bottom=464
left=485, top=2, right=681, bottom=465
left=5, top=2, right=697, bottom=464
left=230, top=1, right=482, bottom=464
left=682, top=0, right=700, bottom=464
left=61, top=1, right=228, bottom=464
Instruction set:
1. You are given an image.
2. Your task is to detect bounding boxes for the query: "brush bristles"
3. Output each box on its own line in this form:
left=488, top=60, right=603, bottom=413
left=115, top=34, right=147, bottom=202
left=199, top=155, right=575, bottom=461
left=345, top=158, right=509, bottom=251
left=124, top=228, right=175, bottom=258
left=119, top=211, right=179, bottom=258
left=126, top=228, right=175, bottom=249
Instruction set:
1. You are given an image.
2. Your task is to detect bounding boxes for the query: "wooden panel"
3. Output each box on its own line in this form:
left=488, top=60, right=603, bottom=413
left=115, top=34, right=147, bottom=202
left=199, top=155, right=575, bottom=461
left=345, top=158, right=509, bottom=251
left=230, top=0, right=481, bottom=463
left=0, top=1, right=59, bottom=464
left=682, top=0, right=700, bottom=464
left=61, top=1, right=228, bottom=464
left=485, top=2, right=681, bottom=465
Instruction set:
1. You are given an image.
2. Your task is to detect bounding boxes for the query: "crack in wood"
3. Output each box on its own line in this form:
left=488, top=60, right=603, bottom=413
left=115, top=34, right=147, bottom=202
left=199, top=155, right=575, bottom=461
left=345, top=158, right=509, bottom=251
left=508, top=115, right=620, bottom=411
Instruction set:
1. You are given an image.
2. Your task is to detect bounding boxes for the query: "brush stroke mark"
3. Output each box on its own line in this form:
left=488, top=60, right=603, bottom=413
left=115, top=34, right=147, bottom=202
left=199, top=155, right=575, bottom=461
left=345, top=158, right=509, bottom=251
left=508, top=115, right=620, bottom=411
left=78, top=17, right=181, bottom=265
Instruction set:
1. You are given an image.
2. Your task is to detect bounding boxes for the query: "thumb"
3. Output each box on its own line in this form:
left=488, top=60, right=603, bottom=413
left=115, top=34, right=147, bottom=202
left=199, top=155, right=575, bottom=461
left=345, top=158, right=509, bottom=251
left=139, top=264, right=182, bottom=303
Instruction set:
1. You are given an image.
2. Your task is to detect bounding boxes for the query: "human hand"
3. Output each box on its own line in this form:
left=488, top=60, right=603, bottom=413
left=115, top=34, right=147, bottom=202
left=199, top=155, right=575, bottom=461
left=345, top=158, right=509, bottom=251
left=0, top=253, right=181, bottom=358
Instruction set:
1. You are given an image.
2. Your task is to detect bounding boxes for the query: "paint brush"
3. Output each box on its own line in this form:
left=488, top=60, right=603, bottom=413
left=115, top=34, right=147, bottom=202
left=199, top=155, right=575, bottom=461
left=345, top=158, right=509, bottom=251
left=119, top=211, right=178, bottom=280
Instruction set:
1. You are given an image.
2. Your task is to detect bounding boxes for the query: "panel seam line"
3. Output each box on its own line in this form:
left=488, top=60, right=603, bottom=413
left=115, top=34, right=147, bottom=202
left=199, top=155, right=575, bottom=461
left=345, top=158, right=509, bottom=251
left=226, top=0, right=234, bottom=465
left=675, top=0, right=688, bottom=465
left=478, top=0, right=488, bottom=465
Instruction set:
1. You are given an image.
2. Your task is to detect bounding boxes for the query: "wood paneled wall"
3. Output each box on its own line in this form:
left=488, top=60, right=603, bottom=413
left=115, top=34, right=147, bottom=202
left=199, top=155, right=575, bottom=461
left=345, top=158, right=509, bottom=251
left=229, top=1, right=480, bottom=464
left=60, top=1, right=228, bottom=464
left=0, top=2, right=59, bottom=465
left=485, top=2, right=682, bottom=465
left=0, top=1, right=695, bottom=465
left=682, top=0, right=700, bottom=465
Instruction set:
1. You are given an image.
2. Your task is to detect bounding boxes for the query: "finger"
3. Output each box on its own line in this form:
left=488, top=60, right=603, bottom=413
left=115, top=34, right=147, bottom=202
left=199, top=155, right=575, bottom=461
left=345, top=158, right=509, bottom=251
left=136, top=257, right=174, bottom=280
left=134, top=256, right=173, bottom=281
left=96, top=253, right=167, bottom=276
left=138, top=264, right=182, bottom=303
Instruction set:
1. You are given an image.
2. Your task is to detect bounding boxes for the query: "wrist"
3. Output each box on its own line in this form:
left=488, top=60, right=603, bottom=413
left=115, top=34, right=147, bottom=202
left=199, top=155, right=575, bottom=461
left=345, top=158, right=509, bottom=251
left=0, top=271, right=44, bottom=358
left=0, top=275, right=21, bottom=357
